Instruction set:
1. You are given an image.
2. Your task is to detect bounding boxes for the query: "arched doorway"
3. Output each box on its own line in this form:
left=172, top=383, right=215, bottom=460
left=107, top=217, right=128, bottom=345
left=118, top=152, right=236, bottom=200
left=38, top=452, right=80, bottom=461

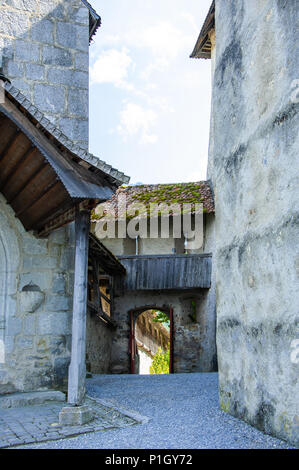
left=129, top=306, right=174, bottom=375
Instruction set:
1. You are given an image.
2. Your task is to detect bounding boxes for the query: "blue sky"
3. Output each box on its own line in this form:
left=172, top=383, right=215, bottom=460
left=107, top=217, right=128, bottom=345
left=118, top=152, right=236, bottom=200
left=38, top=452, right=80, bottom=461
left=89, top=0, right=212, bottom=185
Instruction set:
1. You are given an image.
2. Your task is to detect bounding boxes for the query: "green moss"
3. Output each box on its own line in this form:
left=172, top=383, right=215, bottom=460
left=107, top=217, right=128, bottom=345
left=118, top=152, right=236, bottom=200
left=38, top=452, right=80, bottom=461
left=220, top=400, right=231, bottom=413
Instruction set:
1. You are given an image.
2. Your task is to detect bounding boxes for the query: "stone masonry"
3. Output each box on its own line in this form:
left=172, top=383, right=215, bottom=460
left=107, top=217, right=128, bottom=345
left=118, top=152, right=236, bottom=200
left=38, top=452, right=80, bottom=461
left=0, top=193, right=75, bottom=394
left=0, top=0, right=90, bottom=148
left=208, top=0, right=299, bottom=446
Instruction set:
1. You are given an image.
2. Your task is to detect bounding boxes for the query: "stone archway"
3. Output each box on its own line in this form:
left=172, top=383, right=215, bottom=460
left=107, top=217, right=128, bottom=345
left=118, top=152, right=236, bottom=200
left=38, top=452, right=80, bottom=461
left=129, top=305, right=174, bottom=375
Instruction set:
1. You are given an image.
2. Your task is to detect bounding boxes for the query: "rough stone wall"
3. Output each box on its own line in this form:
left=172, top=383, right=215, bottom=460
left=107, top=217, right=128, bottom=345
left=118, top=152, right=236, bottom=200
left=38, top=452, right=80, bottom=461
left=0, top=193, right=75, bottom=394
left=211, top=0, right=299, bottom=446
left=86, top=312, right=113, bottom=375
left=110, top=290, right=217, bottom=375
left=0, top=0, right=89, bottom=148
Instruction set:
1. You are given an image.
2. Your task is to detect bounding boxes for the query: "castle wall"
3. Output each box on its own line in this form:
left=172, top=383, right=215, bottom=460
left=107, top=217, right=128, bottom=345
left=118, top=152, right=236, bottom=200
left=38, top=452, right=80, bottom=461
left=110, top=289, right=217, bottom=375
left=211, top=0, right=299, bottom=446
left=0, top=193, right=75, bottom=394
left=0, top=0, right=89, bottom=148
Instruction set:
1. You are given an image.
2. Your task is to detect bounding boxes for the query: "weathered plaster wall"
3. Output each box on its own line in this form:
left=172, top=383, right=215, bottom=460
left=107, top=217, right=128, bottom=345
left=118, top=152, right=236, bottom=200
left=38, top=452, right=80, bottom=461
left=96, top=213, right=214, bottom=256
left=0, top=193, right=75, bottom=394
left=110, top=289, right=217, bottom=375
left=211, top=0, right=299, bottom=446
left=0, top=0, right=89, bottom=148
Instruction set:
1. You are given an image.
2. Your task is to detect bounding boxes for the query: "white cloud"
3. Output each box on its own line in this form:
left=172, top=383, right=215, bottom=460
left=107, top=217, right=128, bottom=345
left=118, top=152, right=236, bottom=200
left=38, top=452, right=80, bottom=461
left=90, top=48, right=134, bottom=87
left=117, top=102, right=158, bottom=145
left=125, top=20, right=194, bottom=61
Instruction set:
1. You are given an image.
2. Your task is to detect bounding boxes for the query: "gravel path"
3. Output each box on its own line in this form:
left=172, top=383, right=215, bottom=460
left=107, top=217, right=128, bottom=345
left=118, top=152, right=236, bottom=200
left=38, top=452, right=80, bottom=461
left=17, top=373, right=293, bottom=449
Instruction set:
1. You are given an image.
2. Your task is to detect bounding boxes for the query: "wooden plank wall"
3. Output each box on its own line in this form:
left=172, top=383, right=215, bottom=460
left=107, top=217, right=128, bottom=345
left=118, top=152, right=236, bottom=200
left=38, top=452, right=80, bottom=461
left=116, top=254, right=212, bottom=291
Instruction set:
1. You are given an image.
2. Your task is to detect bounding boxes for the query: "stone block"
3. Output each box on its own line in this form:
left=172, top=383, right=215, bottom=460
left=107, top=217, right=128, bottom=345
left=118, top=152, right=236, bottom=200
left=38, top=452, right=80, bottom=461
left=67, top=88, right=88, bottom=116
left=0, top=390, right=65, bottom=409
left=59, top=405, right=94, bottom=426
left=25, top=63, right=45, bottom=81
left=37, top=311, right=71, bottom=335
left=23, top=236, right=48, bottom=255
left=47, top=68, right=88, bottom=89
left=6, top=316, right=22, bottom=337
left=56, top=22, right=88, bottom=52
left=45, top=295, right=71, bottom=312
left=23, top=255, right=58, bottom=270
left=53, top=356, right=70, bottom=385
left=48, top=227, right=66, bottom=245
left=75, top=52, right=89, bottom=71
left=52, top=273, right=67, bottom=294
left=59, top=246, right=75, bottom=270
left=43, top=45, right=73, bottom=67
left=71, top=6, right=89, bottom=25
left=58, top=117, right=88, bottom=144
left=15, top=40, right=41, bottom=62
left=23, top=316, right=36, bottom=335
left=34, top=83, right=65, bottom=114
left=6, top=60, right=24, bottom=79
left=31, top=18, right=54, bottom=44
left=16, top=336, right=34, bottom=349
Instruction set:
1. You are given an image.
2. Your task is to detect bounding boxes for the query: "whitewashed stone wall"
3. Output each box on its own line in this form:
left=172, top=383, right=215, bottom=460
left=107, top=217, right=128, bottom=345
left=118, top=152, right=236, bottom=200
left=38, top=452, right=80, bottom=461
left=110, top=290, right=217, bottom=375
left=0, top=193, right=75, bottom=394
left=0, top=0, right=90, bottom=148
left=210, top=0, right=299, bottom=446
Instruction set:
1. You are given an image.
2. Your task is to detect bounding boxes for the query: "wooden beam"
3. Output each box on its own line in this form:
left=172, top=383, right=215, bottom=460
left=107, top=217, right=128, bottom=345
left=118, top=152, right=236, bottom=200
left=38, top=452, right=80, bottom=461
left=67, top=209, right=90, bottom=406
left=7, top=161, right=47, bottom=204
left=0, top=129, right=20, bottom=163
left=25, top=190, right=71, bottom=231
left=15, top=179, right=60, bottom=218
left=0, top=146, right=36, bottom=194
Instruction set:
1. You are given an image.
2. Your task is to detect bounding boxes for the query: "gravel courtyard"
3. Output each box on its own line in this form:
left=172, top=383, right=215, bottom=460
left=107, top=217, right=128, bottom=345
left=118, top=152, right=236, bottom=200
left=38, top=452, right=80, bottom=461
left=17, top=373, right=293, bottom=449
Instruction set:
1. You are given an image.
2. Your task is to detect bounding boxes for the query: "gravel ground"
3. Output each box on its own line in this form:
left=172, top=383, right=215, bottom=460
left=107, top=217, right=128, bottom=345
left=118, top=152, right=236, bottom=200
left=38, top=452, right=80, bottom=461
left=16, top=373, right=293, bottom=449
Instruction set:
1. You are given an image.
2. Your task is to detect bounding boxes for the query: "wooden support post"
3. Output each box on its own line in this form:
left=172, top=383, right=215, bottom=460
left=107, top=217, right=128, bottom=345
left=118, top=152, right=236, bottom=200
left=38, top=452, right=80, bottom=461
left=67, top=209, right=90, bottom=406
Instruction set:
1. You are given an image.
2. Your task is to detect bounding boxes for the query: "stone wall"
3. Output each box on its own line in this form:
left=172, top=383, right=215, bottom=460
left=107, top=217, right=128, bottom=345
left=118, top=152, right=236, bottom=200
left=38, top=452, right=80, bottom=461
left=86, top=312, right=113, bottom=375
left=211, top=0, right=299, bottom=446
left=0, top=193, right=75, bottom=394
left=0, top=0, right=89, bottom=148
left=110, top=289, right=217, bottom=375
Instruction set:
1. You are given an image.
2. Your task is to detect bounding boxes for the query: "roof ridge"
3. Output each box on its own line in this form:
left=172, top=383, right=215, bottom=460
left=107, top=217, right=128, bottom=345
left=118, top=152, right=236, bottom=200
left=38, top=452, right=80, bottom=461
left=3, top=81, right=130, bottom=185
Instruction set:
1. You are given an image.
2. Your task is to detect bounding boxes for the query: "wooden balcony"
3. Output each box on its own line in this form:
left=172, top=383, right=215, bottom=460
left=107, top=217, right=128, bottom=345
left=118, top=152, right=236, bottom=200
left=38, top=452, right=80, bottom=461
left=116, top=253, right=212, bottom=291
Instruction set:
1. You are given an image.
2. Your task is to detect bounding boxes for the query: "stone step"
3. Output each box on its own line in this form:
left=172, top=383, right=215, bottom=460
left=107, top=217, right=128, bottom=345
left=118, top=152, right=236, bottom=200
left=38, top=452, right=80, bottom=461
left=0, top=391, right=66, bottom=409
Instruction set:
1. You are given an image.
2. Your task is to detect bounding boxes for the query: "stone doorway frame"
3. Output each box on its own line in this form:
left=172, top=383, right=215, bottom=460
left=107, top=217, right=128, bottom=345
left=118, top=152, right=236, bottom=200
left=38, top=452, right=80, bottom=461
left=128, top=305, right=174, bottom=375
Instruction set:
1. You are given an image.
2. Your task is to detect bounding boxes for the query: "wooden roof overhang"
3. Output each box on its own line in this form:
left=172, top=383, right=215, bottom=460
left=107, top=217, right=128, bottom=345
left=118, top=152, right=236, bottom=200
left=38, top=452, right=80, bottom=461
left=190, top=1, right=215, bottom=59
left=89, top=233, right=126, bottom=276
left=0, top=85, right=128, bottom=238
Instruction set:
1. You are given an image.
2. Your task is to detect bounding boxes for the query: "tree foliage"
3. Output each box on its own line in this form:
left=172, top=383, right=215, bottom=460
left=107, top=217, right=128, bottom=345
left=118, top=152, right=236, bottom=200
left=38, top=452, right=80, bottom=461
left=152, top=310, right=170, bottom=328
left=150, top=347, right=170, bottom=375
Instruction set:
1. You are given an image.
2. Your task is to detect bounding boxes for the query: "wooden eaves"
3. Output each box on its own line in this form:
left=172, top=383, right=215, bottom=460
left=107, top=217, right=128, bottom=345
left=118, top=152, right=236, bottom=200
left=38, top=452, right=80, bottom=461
left=190, top=1, right=215, bottom=59
left=0, top=81, right=130, bottom=238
